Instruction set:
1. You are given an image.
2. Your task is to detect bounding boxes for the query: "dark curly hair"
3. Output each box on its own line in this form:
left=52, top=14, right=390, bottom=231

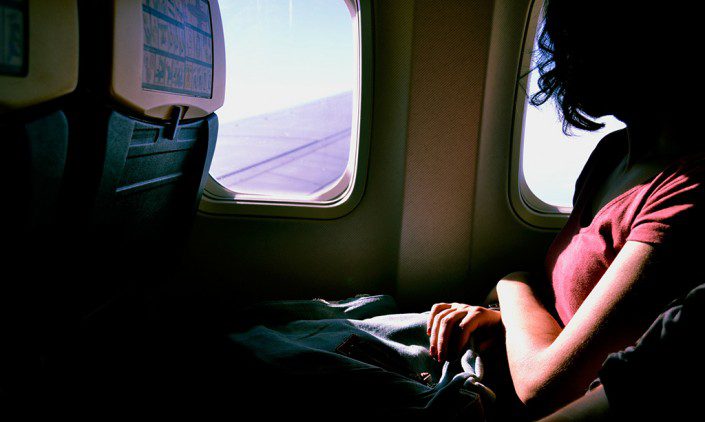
left=529, top=0, right=606, bottom=133
left=527, top=1, right=695, bottom=134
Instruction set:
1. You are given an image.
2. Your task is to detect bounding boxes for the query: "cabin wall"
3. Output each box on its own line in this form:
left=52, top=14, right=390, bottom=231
left=184, top=0, right=560, bottom=311
left=396, top=0, right=493, bottom=307
left=184, top=1, right=415, bottom=306
left=468, top=0, right=558, bottom=300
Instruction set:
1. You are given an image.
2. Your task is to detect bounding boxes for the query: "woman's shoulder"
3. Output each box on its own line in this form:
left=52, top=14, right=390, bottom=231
left=649, top=147, right=705, bottom=195
left=669, top=147, right=705, bottom=175
left=627, top=148, right=705, bottom=248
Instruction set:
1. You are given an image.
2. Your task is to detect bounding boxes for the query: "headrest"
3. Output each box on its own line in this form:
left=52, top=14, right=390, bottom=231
left=110, top=0, right=225, bottom=120
left=0, top=0, right=79, bottom=113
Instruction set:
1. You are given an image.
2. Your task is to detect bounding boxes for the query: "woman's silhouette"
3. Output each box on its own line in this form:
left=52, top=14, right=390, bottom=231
left=427, top=0, right=705, bottom=417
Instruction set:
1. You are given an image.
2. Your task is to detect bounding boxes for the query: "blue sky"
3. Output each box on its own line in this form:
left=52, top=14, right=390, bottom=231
left=218, top=0, right=354, bottom=123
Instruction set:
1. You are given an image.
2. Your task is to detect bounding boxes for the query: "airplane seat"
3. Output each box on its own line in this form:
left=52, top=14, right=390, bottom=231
left=63, top=0, right=225, bottom=316
left=23, top=1, right=227, bottom=405
left=0, top=0, right=79, bottom=403
left=0, top=0, right=78, bottom=229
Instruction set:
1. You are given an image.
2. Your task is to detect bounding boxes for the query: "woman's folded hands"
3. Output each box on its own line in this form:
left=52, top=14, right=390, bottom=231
left=426, top=302, right=503, bottom=362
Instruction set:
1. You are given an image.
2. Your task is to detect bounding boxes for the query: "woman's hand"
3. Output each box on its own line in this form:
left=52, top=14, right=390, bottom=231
left=426, top=302, right=502, bottom=362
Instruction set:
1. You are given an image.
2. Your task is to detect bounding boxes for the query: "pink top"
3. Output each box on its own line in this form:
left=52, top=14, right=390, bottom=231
left=545, top=131, right=705, bottom=326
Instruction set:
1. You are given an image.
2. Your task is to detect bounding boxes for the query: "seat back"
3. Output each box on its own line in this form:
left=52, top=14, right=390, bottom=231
left=0, top=0, right=79, bottom=403
left=63, top=0, right=225, bottom=311
left=0, top=0, right=79, bottom=227
left=74, top=0, right=225, bottom=248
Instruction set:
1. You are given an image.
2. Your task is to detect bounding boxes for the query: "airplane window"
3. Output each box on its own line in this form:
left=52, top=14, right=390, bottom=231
left=520, top=25, right=626, bottom=212
left=209, top=0, right=358, bottom=202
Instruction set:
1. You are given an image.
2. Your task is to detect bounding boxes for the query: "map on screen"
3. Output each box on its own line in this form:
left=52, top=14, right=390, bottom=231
left=142, top=0, right=213, bottom=98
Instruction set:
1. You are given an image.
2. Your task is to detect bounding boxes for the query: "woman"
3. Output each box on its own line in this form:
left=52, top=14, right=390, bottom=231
left=427, top=0, right=705, bottom=417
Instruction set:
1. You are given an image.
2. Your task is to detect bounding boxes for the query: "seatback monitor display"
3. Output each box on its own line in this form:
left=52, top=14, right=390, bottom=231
left=111, top=0, right=224, bottom=120
left=0, top=0, right=27, bottom=77
left=141, top=0, right=213, bottom=98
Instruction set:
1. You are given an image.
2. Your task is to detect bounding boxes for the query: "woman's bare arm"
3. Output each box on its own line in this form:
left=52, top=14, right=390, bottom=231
left=497, top=241, right=663, bottom=416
